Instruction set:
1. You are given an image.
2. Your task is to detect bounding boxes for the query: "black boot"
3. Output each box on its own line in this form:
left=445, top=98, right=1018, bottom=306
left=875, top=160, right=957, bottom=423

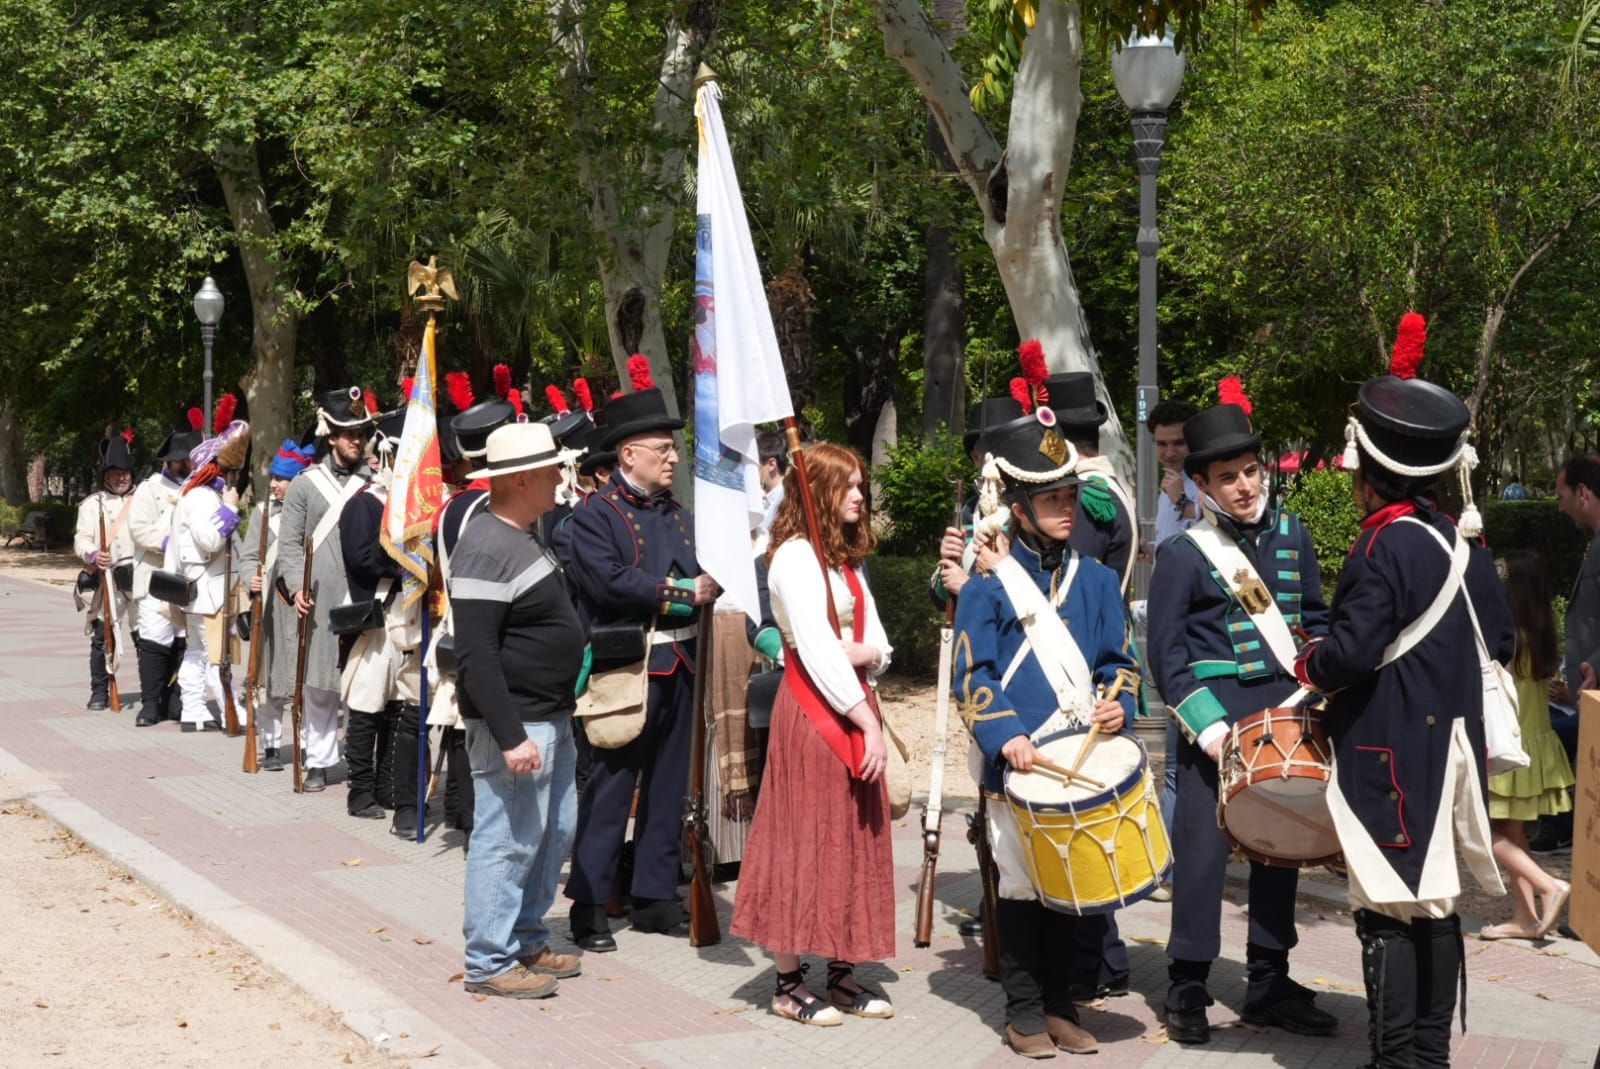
left=87, top=630, right=110, bottom=710
left=163, top=638, right=186, bottom=721
left=375, top=701, right=398, bottom=809
left=345, top=710, right=385, bottom=817
left=1241, top=943, right=1337, bottom=1036
left=389, top=704, right=421, bottom=838
left=1412, top=915, right=1464, bottom=1069
left=1356, top=909, right=1419, bottom=1069
left=444, top=728, right=473, bottom=831
left=135, top=638, right=170, bottom=725
left=994, top=898, right=1051, bottom=1039
left=1164, top=959, right=1214, bottom=1045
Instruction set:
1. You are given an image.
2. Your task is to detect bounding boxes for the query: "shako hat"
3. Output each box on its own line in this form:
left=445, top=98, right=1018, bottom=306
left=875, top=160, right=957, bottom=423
left=314, top=387, right=376, bottom=436
left=451, top=399, right=518, bottom=462
left=979, top=407, right=1081, bottom=500
left=99, top=431, right=135, bottom=474
left=373, top=405, right=408, bottom=456
left=438, top=370, right=477, bottom=463
left=468, top=421, right=579, bottom=481
left=964, top=396, right=1025, bottom=453
left=1183, top=377, right=1261, bottom=478
left=1343, top=312, right=1481, bottom=533
left=579, top=449, right=616, bottom=478
left=599, top=355, right=684, bottom=450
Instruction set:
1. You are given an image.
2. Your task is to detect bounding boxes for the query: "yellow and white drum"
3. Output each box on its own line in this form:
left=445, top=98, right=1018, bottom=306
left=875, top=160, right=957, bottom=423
left=1003, top=728, right=1172, bottom=915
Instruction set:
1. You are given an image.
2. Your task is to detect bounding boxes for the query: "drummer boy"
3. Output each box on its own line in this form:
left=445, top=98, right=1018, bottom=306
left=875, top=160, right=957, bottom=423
left=1146, top=378, right=1336, bottom=1045
left=952, top=401, right=1137, bottom=1060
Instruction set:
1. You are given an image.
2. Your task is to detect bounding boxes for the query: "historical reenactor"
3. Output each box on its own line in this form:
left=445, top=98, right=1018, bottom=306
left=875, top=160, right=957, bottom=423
left=340, top=404, right=427, bottom=836
left=428, top=374, right=520, bottom=836
left=563, top=355, right=718, bottom=951
left=537, top=379, right=597, bottom=569
left=73, top=431, right=138, bottom=710
left=454, top=420, right=586, bottom=999
left=276, top=387, right=376, bottom=792
left=1037, top=367, right=1136, bottom=598
left=236, top=438, right=315, bottom=770
left=1147, top=378, right=1335, bottom=1044
left=128, top=411, right=203, bottom=725
left=951, top=407, right=1137, bottom=1057
left=731, top=443, right=898, bottom=1028
left=167, top=408, right=250, bottom=732
left=1293, top=313, right=1514, bottom=1068
left=932, top=394, right=1026, bottom=608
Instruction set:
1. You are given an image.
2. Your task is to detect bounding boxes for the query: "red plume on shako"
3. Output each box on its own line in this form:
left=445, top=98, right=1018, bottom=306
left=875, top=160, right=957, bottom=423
left=1217, top=375, right=1253, bottom=418
left=445, top=371, right=475, bottom=412
left=628, top=353, right=655, bottom=391
left=1389, top=311, right=1427, bottom=380
left=572, top=377, right=594, bottom=415
left=545, top=385, right=571, bottom=415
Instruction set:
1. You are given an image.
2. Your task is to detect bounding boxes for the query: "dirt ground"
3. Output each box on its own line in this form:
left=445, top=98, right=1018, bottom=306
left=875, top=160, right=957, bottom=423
left=0, top=804, right=404, bottom=1069
left=0, top=545, right=81, bottom=586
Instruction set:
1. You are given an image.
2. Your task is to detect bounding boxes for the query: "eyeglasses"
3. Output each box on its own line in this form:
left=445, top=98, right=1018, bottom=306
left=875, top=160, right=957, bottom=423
left=632, top=442, right=679, bottom=459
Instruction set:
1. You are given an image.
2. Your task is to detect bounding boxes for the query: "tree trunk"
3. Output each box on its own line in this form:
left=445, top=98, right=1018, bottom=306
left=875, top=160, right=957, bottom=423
left=844, top=330, right=901, bottom=468
left=213, top=139, right=300, bottom=501
left=921, top=0, right=968, bottom=441
left=0, top=398, right=28, bottom=505
left=876, top=0, right=1132, bottom=477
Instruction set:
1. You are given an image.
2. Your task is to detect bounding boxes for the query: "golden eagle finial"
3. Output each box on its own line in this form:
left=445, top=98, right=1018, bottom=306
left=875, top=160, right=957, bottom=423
left=407, top=256, right=457, bottom=312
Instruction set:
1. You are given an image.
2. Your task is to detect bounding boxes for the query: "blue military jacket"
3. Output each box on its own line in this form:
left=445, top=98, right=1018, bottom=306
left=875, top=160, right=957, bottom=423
left=566, top=473, right=699, bottom=675
left=953, top=536, right=1137, bottom=795
left=1299, top=500, right=1513, bottom=893
left=1148, top=507, right=1328, bottom=742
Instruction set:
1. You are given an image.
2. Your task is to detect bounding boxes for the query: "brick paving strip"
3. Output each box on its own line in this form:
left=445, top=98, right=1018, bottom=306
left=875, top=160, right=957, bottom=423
left=0, top=571, right=1595, bottom=1068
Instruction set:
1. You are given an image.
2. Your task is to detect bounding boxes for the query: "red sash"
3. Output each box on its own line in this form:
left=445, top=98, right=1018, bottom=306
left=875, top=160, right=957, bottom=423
left=782, top=564, right=879, bottom=778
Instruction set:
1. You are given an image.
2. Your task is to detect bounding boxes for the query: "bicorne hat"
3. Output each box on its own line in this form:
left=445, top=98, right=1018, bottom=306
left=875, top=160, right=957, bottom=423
left=99, top=433, right=134, bottom=474
left=314, top=387, right=376, bottom=437
left=598, top=355, right=684, bottom=450
left=156, top=407, right=206, bottom=463
left=1183, top=377, right=1261, bottom=478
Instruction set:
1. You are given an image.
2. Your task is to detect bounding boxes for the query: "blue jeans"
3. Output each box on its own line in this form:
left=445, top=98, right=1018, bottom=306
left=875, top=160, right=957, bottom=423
left=462, top=717, right=578, bottom=982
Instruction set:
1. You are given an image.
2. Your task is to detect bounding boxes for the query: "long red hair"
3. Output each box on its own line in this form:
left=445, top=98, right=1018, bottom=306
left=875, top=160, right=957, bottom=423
left=766, top=441, right=876, bottom=569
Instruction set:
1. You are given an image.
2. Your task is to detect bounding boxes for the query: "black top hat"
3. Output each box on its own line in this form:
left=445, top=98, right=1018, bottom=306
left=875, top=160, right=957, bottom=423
left=1182, top=404, right=1262, bottom=478
left=155, top=430, right=203, bottom=463
left=964, top=397, right=1025, bottom=453
left=1040, top=373, right=1107, bottom=428
left=983, top=409, right=1080, bottom=498
left=450, top=399, right=517, bottom=461
left=1354, top=377, right=1468, bottom=474
left=99, top=436, right=134, bottom=474
left=316, top=387, right=375, bottom=434
left=598, top=388, right=684, bottom=451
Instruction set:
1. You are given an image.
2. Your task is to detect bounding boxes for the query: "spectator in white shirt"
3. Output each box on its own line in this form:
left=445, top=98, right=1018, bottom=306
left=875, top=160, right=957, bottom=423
left=1149, top=401, right=1200, bottom=550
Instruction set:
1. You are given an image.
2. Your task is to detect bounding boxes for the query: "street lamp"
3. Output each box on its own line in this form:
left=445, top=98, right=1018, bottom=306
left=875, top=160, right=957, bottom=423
left=193, top=277, right=226, bottom=438
left=1112, top=31, right=1184, bottom=597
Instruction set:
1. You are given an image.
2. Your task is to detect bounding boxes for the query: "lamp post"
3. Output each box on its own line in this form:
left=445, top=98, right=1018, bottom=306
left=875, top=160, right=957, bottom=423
left=1112, top=31, right=1184, bottom=597
left=193, top=277, right=226, bottom=438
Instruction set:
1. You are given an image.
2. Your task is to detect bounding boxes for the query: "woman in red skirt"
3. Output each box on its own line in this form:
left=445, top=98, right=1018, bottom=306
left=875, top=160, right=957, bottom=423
left=731, top=442, right=896, bottom=1027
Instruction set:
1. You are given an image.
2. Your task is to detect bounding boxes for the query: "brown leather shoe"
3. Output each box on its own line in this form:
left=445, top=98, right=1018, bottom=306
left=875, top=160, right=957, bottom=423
left=463, top=965, right=559, bottom=999
left=1045, top=1014, right=1099, bottom=1054
left=1004, top=1024, right=1057, bottom=1059
left=518, top=947, right=583, bottom=978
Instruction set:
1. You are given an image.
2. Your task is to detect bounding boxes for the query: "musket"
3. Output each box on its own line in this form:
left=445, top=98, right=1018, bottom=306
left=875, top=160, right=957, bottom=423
left=683, top=602, right=721, bottom=946
left=914, top=475, right=963, bottom=947
left=241, top=502, right=270, bottom=773
left=290, top=534, right=312, bottom=793
left=218, top=517, right=242, bottom=737
left=97, top=509, right=121, bottom=712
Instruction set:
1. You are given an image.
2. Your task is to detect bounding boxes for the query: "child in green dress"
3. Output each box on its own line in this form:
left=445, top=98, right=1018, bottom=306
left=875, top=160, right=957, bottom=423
left=1481, top=550, right=1574, bottom=940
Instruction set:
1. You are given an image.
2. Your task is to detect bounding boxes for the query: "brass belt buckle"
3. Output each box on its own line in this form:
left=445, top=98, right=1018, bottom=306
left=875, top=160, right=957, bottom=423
left=1234, top=569, right=1273, bottom=614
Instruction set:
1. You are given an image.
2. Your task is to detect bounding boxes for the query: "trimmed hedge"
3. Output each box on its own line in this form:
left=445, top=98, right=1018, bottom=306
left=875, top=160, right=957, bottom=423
left=869, top=554, right=942, bottom=676
left=1482, top=499, right=1588, bottom=594
left=1280, top=469, right=1362, bottom=587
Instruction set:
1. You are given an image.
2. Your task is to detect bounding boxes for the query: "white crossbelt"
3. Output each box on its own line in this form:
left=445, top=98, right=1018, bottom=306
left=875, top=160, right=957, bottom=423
left=650, top=625, right=697, bottom=645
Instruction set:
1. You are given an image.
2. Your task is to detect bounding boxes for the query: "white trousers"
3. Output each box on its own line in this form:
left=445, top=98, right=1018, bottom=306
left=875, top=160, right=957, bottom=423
left=255, top=696, right=283, bottom=749
left=300, top=685, right=343, bottom=769
left=137, top=596, right=182, bottom=647
left=178, top=614, right=240, bottom=726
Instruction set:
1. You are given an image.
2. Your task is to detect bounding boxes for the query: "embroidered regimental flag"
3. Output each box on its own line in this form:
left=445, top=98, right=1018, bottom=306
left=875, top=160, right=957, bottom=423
left=381, top=315, right=445, bottom=608
left=691, top=72, right=794, bottom=623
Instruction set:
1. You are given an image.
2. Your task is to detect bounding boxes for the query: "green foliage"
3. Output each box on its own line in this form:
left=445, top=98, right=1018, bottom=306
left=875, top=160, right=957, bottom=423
left=868, top=554, right=942, bottom=676
left=1483, top=499, right=1589, bottom=595
left=1280, top=468, right=1361, bottom=586
left=874, top=432, right=974, bottom=556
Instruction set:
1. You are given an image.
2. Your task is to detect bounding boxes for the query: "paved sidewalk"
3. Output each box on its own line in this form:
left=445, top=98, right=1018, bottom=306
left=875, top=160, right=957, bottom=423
left=1, top=571, right=1595, bottom=1068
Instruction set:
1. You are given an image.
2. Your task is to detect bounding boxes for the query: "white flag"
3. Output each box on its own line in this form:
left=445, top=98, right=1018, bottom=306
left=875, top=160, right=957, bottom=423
left=691, top=78, right=794, bottom=623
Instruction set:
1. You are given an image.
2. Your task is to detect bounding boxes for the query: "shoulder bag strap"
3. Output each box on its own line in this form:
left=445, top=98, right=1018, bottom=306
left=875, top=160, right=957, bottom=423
left=991, top=555, right=1094, bottom=721
left=1001, top=552, right=1080, bottom=688
left=1378, top=517, right=1468, bottom=666
left=1185, top=519, right=1300, bottom=674
left=309, top=473, right=368, bottom=553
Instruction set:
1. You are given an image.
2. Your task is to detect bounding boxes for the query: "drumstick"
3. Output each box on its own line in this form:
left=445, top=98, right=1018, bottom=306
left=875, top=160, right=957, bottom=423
left=1069, top=668, right=1139, bottom=776
left=1029, top=756, right=1107, bottom=791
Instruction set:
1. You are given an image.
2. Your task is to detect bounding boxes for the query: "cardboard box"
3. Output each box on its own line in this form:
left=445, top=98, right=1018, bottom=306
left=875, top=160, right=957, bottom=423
left=1571, top=691, right=1600, bottom=957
